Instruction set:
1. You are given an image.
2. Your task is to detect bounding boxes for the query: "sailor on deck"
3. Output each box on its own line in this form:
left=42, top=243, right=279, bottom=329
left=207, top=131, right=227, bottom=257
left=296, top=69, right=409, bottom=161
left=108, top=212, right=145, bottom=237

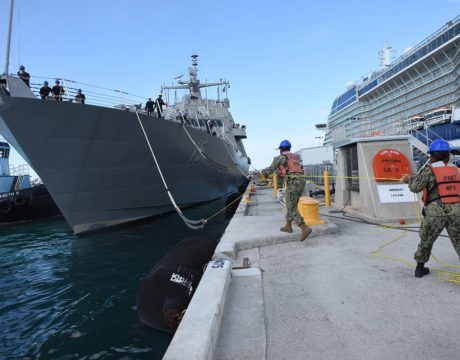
left=145, top=97, right=154, bottom=115
left=153, top=94, right=166, bottom=118
left=39, top=81, right=51, bottom=99
left=51, top=80, right=65, bottom=101
left=17, top=65, right=30, bottom=87
left=75, top=89, right=86, bottom=104
left=177, top=110, right=188, bottom=125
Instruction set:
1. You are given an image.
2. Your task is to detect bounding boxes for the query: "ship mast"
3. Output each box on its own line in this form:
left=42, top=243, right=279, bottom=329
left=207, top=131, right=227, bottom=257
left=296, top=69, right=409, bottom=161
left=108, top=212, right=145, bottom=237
left=378, top=41, right=394, bottom=69
left=3, top=0, right=15, bottom=76
left=162, top=55, right=229, bottom=100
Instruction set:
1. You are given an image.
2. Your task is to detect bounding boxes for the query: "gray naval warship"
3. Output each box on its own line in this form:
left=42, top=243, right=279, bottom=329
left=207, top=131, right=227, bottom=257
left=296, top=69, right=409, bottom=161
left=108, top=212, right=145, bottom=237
left=0, top=55, right=250, bottom=234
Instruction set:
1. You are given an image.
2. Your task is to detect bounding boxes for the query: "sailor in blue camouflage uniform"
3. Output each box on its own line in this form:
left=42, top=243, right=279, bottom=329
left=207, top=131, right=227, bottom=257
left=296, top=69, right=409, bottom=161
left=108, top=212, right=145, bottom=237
left=262, top=140, right=312, bottom=241
left=401, top=139, right=460, bottom=278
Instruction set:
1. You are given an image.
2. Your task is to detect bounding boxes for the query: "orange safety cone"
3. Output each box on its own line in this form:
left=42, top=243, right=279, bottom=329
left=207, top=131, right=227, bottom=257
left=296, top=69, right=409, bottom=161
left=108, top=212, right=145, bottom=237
left=250, top=180, right=255, bottom=193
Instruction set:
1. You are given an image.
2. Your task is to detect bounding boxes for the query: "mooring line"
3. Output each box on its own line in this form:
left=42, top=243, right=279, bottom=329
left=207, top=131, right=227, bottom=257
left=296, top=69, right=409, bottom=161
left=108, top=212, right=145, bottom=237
left=135, top=111, right=206, bottom=229
left=181, top=124, right=229, bottom=171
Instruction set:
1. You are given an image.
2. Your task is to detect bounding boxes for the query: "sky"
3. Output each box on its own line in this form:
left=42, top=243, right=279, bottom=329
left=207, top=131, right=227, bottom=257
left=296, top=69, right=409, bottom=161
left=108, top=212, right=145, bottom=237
left=0, top=0, right=459, bottom=176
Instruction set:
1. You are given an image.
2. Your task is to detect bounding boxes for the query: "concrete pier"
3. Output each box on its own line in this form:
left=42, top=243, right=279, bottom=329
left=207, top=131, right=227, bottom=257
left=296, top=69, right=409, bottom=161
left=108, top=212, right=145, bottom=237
left=164, top=184, right=460, bottom=360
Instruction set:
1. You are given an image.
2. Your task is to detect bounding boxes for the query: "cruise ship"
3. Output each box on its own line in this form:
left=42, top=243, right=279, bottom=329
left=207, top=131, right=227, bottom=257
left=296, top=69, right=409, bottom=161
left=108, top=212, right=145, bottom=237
left=326, top=16, right=460, bottom=152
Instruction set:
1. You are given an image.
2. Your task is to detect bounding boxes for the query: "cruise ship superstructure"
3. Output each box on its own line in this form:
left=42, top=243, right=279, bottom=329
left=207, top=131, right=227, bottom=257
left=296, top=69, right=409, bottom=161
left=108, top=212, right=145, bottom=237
left=326, top=17, right=460, bottom=151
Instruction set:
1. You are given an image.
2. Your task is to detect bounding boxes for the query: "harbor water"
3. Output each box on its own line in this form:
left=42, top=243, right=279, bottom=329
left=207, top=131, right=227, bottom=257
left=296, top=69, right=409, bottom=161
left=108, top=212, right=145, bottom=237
left=0, top=195, right=237, bottom=359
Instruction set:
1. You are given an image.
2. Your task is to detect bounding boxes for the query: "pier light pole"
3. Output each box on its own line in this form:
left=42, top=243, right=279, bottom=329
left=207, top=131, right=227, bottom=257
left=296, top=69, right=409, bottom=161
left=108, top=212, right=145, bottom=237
left=3, top=0, right=15, bottom=76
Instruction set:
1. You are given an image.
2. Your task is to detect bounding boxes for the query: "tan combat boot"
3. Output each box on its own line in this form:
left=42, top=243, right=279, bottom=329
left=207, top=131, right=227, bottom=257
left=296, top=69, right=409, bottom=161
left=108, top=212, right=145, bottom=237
left=280, top=220, right=293, bottom=233
left=299, top=224, right=312, bottom=241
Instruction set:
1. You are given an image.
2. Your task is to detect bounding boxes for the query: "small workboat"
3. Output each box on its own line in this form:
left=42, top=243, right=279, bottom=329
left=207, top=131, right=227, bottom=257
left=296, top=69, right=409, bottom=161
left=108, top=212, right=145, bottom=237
left=0, top=141, right=61, bottom=224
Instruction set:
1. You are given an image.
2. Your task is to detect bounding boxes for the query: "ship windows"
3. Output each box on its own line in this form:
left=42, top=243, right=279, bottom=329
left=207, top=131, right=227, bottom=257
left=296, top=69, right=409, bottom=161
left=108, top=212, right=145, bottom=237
left=357, top=79, right=378, bottom=97
left=330, top=87, right=357, bottom=115
left=198, top=119, right=206, bottom=129
left=206, top=120, right=223, bottom=128
left=0, top=148, right=9, bottom=158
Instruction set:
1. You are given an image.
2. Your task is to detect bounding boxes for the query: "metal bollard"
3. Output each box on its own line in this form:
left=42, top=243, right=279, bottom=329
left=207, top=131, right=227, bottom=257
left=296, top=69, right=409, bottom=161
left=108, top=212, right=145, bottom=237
left=298, top=197, right=326, bottom=226
left=324, top=170, right=331, bottom=207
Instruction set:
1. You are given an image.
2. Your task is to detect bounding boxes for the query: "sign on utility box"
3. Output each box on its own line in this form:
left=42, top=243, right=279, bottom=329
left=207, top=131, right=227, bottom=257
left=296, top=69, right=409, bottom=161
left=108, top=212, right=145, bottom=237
left=377, top=184, right=414, bottom=203
left=373, top=148, right=412, bottom=181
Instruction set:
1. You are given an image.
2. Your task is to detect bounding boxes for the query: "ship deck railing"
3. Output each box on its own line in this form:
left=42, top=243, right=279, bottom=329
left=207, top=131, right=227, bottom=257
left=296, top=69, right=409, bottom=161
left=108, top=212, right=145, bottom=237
left=27, top=75, right=147, bottom=110
left=10, top=75, right=240, bottom=147
left=332, top=116, right=457, bottom=151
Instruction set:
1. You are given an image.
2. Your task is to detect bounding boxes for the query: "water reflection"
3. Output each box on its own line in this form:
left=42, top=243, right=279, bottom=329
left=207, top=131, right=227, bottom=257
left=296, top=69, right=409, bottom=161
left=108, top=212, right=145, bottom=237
left=0, top=195, right=236, bottom=359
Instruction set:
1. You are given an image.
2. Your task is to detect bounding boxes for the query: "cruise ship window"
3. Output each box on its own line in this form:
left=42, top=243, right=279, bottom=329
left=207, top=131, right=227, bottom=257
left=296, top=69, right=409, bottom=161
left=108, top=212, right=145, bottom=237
left=0, top=148, right=9, bottom=158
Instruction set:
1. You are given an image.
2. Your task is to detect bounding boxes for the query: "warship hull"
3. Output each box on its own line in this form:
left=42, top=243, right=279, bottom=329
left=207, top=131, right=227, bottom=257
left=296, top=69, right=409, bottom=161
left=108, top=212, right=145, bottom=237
left=0, top=90, right=249, bottom=234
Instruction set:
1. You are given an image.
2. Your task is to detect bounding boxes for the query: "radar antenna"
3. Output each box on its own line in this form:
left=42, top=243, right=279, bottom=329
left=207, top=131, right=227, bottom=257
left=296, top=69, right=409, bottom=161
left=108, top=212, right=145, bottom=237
left=161, top=55, right=229, bottom=101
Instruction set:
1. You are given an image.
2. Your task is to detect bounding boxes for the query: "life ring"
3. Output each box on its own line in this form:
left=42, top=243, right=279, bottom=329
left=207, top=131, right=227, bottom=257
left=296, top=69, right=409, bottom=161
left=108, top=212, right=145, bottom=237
left=13, top=195, right=27, bottom=206
left=0, top=200, right=12, bottom=213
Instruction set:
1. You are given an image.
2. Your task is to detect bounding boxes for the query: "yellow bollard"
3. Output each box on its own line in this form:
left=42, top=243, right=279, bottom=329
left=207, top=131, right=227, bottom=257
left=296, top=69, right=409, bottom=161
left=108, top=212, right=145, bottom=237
left=273, top=173, right=278, bottom=198
left=324, top=170, right=331, bottom=207
left=298, top=197, right=326, bottom=226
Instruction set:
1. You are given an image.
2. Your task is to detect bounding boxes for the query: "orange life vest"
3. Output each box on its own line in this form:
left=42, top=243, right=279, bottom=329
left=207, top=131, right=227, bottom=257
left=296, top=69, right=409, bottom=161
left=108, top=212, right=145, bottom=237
left=278, top=151, right=303, bottom=177
left=422, top=162, right=460, bottom=205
